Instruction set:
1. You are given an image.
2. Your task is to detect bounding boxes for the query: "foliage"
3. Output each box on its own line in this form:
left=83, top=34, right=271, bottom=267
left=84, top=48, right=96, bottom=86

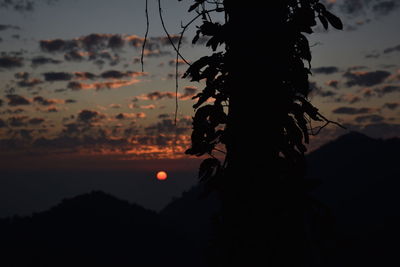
left=175, top=0, right=343, bottom=191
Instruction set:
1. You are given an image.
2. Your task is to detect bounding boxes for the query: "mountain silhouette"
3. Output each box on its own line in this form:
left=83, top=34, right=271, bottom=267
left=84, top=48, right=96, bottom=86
left=1, top=132, right=399, bottom=266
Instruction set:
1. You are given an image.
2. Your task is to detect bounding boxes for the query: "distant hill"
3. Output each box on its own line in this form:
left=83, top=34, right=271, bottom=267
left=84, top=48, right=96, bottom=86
left=1, top=132, right=399, bottom=267
left=0, top=191, right=203, bottom=267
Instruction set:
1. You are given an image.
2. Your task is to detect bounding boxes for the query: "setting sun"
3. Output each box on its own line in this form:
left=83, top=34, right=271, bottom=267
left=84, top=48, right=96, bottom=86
left=156, top=171, right=168, bottom=181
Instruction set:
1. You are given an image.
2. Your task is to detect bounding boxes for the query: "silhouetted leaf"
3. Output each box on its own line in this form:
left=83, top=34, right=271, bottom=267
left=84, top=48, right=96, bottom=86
left=188, top=2, right=200, bottom=12
left=318, top=15, right=329, bottom=30
left=199, top=158, right=220, bottom=182
left=323, top=10, right=343, bottom=30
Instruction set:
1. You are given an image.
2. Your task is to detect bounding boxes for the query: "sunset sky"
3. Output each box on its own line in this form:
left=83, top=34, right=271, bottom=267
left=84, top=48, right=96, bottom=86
left=0, top=0, right=399, bottom=215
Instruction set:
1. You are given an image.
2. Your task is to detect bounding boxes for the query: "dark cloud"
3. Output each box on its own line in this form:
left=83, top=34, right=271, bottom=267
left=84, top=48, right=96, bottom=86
left=8, top=116, right=27, bottom=127
left=332, top=106, right=374, bottom=115
left=115, top=112, right=145, bottom=120
left=46, top=107, right=58, bottom=113
left=343, top=70, right=391, bottom=87
left=180, top=86, right=197, bottom=100
left=31, top=56, right=62, bottom=67
left=17, top=78, right=43, bottom=87
left=77, top=110, right=105, bottom=123
left=74, top=72, right=97, bottom=80
left=6, top=94, right=30, bottom=106
left=372, top=0, right=399, bottom=15
left=100, top=70, right=144, bottom=79
left=312, top=66, right=339, bottom=75
left=0, top=0, right=34, bottom=12
left=0, top=56, right=23, bottom=68
left=43, top=72, right=73, bottom=81
left=355, top=114, right=385, bottom=123
left=383, top=44, right=400, bottom=54
left=33, top=96, right=61, bottom=106
left=14, top=71, right=29, bottom=80
left=108, top=35, right=125, bottom=50
left=0, top=24, right=20, bottom=31
left=347, top=65, right=368, bottom=71
left=325, top=80, right=339, bottom=88
left=335, top=93, right=361, bottom=104
left=365, top=52, right=380, bottom=59
left=64, top=50, right=85, bottom=61
left=28, top=118, right=45, bottom=125
left=40, top=39, right=78, bottom=53
left=375, top=84, right=400, bottom=96
left=138, top=91, right=176, bottom=101
left=383, top=102, right=399, bottom=110
left=65, top=99, right=77, bottom=104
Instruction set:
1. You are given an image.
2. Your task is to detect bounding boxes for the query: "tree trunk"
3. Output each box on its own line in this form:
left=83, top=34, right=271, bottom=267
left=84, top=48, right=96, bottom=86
left=219, top=1, right=307, bottom=266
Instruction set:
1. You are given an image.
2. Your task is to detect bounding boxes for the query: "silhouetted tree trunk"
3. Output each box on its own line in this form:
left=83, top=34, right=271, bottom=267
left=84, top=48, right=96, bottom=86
left=166, top=1, right=343, bottom=266
left=220, top=2, right=306, bottom=266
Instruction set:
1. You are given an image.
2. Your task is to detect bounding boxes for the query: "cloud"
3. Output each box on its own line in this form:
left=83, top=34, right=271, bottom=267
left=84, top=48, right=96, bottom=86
left=332, top=106, right=375, bottom=115
left=0, top=56, right=23, bottom=68
left=6, top=94, right=30, bottom=106
left=7, top=116, right=28, bottom=127
left=354, top=114, right=385, bottom=123
left=65, top=99, right=77, bottom=104
left=46, top=107, right=58, bottom=113
left=325, top=80, right=339, bottom=88
left=372, top=0, right=400, bottom=15
left=139, top=104, right=156, bottom=109
left=28, top=118, right=45, bottom=125
left=17, top=78, right=43, bottom=87
left=137, top=91, right=176, bottom=101
left=383, top=102, right=399, bottom=110
left=43, top=72, right=73, bottom=81
left=31, top=56, right=62, bottom=67
left=115, top=112, right=146, bottom=120
left=343, top=70, right=391, bottom=87
left=67, top=79, right=140, bottom=91
left=74, top=72, right=97, bottom=80
left=100, top=70, right=146, bottom=79
left=312, top=66, right=339, bottom=75
left=64, top=50, right=86, bottom=61
left=77, top=109, right=105, bottom=123
left=14, top=71, right=29, bottom=80
left=335, top=93, right=361, bottom=104
left=0, top=0, right=34, bottom=12
left=180, top=86, right=198, bottom=100
left=33, top=96, right=64, bottom=106
left=383, top=44, right=400, bottom=54
left=374, top=84, right=400, bottom=96
left=0, top=24, right=20, bottom=31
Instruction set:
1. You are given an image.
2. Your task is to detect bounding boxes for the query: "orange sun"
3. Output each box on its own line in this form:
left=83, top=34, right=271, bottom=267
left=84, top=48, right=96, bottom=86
left=156, top=171, right=168, bottom=181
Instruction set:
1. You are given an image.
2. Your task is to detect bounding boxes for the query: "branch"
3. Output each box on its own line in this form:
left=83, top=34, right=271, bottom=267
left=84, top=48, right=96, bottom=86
left=141, top=0, right=149, bottom=72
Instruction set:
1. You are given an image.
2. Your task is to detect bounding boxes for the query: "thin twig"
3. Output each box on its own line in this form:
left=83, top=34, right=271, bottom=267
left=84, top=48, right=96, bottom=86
left=141, top=0, right=149, bottom=72
left=157, top=0, right=191, bottom=66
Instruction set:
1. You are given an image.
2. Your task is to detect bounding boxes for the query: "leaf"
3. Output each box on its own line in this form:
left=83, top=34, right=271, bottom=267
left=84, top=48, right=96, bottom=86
left=188, top=2, right=200, bottom=12
left=318, top=15, right=329, bottom=30
left=323, top=10, right=343, bottom=30
left=198, top=158, right=220, bottom=182
left=192, top=30, right=201, bottom=45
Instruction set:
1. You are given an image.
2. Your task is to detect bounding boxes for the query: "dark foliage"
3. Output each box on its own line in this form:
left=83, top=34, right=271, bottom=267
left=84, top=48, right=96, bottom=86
left=171, top=0, right=344, bottom=266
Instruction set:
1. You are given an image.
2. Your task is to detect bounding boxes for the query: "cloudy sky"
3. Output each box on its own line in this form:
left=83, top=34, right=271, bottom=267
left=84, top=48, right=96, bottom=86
left=0, top=0, right=399, bottom=214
